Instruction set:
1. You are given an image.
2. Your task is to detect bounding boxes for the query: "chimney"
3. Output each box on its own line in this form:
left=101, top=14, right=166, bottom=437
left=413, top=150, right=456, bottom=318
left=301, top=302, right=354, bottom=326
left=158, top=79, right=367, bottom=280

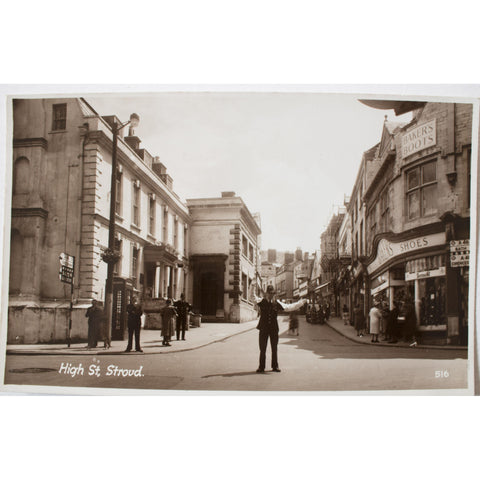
left=221, top=191, right=236, bottom=198
left=124, top=135, right=141, bottom=151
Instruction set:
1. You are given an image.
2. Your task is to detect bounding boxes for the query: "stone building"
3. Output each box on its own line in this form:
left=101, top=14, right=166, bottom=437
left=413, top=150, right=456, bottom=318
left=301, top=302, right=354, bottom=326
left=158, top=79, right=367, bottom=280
left=9, top=97, right=191, bottom=343
left=361, top=101, right=472, bottom=345
left=186, top=192, right=261, bottom=323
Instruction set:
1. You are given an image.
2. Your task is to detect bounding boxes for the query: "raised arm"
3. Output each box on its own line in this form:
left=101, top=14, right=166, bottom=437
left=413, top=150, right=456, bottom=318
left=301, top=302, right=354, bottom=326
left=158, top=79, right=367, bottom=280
left=249, top=284, right=263, bottom=304
left=277, top=298, right=307, bottom=312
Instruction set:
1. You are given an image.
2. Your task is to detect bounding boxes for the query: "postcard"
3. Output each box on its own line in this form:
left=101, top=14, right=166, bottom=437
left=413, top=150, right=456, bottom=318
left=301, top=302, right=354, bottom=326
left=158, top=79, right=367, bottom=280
left=0, top=86, right=477, bottom=395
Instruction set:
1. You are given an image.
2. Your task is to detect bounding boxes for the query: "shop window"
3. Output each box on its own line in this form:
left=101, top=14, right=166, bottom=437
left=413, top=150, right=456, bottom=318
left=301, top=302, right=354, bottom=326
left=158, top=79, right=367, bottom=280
left=406, top=161, right=437, bottom=220
left=418, top=277, right=446, bottom=326
left=52, top=103, right=67, bottom=130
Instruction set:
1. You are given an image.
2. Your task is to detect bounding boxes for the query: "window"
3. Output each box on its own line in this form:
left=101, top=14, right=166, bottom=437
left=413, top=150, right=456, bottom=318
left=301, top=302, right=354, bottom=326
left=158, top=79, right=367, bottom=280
left=132, top=181, right=140, bottom=226
left=115, top=169, right=123, bottom=215
left=406, top=161, right=437, bottom=220
left=13, top=157, right=30, bottom=194
left=467, top=148, right=471, bottom=208
left=242, top=273, right=248, bottom=299
left=249, top=244, right=254, bottom=262
left=163, top=207, right=168, bottom=242
left=174, top=216, right=178, bottom=249
left=131, top=246, right=139, bottom=287
left=148, top=196, right=155, bottom=236
left=242, top=235, right=248, bottom=257
left=52, top=103, right=67, bottom=130
left=380, top=189, right=389, bottom=232
left=113, top=239, right=122, bottom=275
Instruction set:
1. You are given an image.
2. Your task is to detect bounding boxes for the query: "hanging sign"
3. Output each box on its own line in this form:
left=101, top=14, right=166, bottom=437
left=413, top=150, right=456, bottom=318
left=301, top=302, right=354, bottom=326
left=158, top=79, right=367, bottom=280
left=59, top=253, right=75, bottom=284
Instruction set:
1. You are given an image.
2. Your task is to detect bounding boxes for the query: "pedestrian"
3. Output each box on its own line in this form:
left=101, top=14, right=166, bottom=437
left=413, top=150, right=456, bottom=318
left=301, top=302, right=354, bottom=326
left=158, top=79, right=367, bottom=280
left=317, top=303, right=325, bottom=324
left=369, top=301, right=382, bottom=343
left=160, top=299, right=177, bottom=346
left=342, top=304, right=349, bottom=325
left=353, top=304, right=365, bottom=337
left=404, top=298, right=418, bottom=347
left=324, top=302, right=330, bottom=321
left=388, top=301, right=399, bottom=344
left=381, top=301, right=390, bottom=341
left=125, top=296, right=143, bottom=352
left=173, top=293, right=191, bottom=341
left=288, top=312, right=299, bottom=336
left=251, top=284, right=307, bottom=373
left=85, top=299, right=103, bottom=349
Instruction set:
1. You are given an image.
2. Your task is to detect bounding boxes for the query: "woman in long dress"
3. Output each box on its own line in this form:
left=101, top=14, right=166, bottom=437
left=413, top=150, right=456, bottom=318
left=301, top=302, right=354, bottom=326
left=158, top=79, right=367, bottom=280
left=369, top=302, right=382, bottom=343
left=160, top=299, right=177, bottom=346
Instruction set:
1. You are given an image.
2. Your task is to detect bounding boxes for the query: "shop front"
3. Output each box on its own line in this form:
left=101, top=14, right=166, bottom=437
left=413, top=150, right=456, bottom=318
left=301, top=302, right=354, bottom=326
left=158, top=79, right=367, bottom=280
left=366, top=228, right=468, bottom=345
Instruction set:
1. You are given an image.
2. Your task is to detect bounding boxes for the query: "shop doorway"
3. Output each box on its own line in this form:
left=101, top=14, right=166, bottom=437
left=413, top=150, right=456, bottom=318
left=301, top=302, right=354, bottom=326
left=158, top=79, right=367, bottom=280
left=200, top=271, right=220, bottom=315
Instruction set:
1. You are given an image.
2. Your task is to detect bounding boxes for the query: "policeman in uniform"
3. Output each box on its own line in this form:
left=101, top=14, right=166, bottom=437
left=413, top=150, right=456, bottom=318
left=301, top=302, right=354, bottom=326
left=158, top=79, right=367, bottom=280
left=251, top=285, right=307, bottom=373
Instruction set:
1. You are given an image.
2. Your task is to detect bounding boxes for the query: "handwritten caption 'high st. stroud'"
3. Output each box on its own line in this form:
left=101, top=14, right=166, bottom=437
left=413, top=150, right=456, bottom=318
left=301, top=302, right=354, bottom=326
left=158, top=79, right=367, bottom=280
left=58, top=362, right=144, bottom=378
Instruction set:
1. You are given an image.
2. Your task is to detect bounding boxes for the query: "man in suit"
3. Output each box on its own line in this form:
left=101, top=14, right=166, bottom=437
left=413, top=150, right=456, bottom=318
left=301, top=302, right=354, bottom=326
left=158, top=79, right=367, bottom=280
left=251, top=285, right=307, bottom=373
left=173, top=293, right=191, bottom=341
left=125, top=296, right=143, bottom=352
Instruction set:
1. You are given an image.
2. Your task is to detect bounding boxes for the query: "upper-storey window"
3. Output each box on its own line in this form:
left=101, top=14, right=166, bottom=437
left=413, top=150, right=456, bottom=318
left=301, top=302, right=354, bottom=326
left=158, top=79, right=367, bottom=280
left=406, top=161, right=437, bottom=220
left=52, top=103, right=67, bottom=130
left=132, top=181, right=140, bottom=226
left=115, top=169, right=123, bottom=216
left=380, top=189, right=389, bottom=232
left=148, top=195, right=155, bottom=236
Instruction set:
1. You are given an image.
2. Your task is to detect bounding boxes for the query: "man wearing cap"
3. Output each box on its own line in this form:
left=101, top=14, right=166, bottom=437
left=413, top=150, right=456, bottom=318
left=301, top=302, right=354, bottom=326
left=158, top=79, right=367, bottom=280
left=251, top=285, right=307, bottom=373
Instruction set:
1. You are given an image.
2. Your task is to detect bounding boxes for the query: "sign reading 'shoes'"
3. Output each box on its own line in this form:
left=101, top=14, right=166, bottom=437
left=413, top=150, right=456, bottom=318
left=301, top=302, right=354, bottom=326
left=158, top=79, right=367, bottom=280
left=401, top=119, right=436, bottom=158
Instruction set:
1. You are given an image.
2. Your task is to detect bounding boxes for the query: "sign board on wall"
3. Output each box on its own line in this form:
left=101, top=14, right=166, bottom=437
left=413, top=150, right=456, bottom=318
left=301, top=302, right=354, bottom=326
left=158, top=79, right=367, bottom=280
left=401, top=119, right=436, bottom=158
left=450, top=239, right=469, bottom=267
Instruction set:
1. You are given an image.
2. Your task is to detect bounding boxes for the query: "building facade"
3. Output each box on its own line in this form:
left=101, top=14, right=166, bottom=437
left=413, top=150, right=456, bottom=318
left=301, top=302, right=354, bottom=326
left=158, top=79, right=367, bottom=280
left=186, top=192, right=261, bottom=323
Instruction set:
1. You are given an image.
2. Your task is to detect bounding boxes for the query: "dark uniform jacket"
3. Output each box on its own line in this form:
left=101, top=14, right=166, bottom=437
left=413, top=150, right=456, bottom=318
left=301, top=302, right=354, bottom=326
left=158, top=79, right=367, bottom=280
left=126, top=303, right=143, bottom=327
left=256, top=299, right=284, bottom=332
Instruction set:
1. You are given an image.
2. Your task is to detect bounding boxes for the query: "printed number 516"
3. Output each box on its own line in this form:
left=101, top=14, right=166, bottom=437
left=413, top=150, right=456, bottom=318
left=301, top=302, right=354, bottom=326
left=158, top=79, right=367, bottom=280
left=435, top=370, right=449, bottom=378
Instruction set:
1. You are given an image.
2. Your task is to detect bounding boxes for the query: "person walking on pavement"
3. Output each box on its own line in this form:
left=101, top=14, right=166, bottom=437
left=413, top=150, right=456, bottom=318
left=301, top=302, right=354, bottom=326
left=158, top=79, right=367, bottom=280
left=342, top=304, right=349, bottom=325
left=160, top=299, right=177, bottom=346
left=173, top=293, right=191, bottom=341
left=369, top=301, right=382, bottom=343
left=250, top=285, right=307, bottom=373
left=324, top=302, right=331, bottom=321
left=353, top=304, right=365, bottom=337
left=388, top=301, right=399, bottom=344
left=125, top=296, right=143, bottom=352
left=85, top=299, right=103, bottom=349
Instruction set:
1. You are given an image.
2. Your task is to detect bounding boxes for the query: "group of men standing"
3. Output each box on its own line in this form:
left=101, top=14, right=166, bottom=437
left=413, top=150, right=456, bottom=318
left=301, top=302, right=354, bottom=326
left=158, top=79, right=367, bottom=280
left=84, top=294, right=192, bottom=352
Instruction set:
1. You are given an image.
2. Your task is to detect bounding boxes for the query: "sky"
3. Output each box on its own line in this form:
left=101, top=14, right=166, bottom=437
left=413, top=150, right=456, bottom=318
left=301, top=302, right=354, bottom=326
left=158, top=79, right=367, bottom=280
left=85, top=92, right=411, bottom=253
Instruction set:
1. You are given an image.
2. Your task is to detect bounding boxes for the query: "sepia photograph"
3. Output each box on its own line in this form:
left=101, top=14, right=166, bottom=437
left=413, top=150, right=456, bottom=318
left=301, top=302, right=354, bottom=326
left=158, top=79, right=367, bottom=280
left=0, top=88, right=476, bottom=394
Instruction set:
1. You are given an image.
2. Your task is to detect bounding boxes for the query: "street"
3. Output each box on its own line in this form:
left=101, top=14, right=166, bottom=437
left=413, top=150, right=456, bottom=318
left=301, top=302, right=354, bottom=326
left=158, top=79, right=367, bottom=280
left=3, top=316, right=468, bottom=392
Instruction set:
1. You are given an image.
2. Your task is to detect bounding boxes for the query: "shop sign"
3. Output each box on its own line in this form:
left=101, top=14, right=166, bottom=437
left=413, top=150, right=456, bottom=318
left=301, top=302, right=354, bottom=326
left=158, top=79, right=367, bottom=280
left=450, top=239, right=469, bottom=267
left=405, top=266, right=446, bottom=281
left=367, top=232, right=445, bottom=274
left=401, top=119, right=436, bottom=158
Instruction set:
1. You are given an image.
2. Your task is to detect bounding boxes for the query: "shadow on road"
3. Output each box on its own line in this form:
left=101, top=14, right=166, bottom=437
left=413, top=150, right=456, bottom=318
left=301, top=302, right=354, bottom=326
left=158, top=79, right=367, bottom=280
left=202, top=370, right=269, bottom=379
left=278, top=319, right=467, bottom=361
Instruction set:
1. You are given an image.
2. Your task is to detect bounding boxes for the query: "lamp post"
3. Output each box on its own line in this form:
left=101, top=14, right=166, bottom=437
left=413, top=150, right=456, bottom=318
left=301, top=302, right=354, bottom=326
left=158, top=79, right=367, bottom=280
left=103, top=113, right=140, bottom=347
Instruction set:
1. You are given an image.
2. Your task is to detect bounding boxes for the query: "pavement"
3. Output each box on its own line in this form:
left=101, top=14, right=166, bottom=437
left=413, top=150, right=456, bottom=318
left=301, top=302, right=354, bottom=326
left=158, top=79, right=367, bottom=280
left=323, top=315, right=468, bottom=351
left=5, top=314, right=467, bottom=356
left=5, top=320, right=258, bottom=356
